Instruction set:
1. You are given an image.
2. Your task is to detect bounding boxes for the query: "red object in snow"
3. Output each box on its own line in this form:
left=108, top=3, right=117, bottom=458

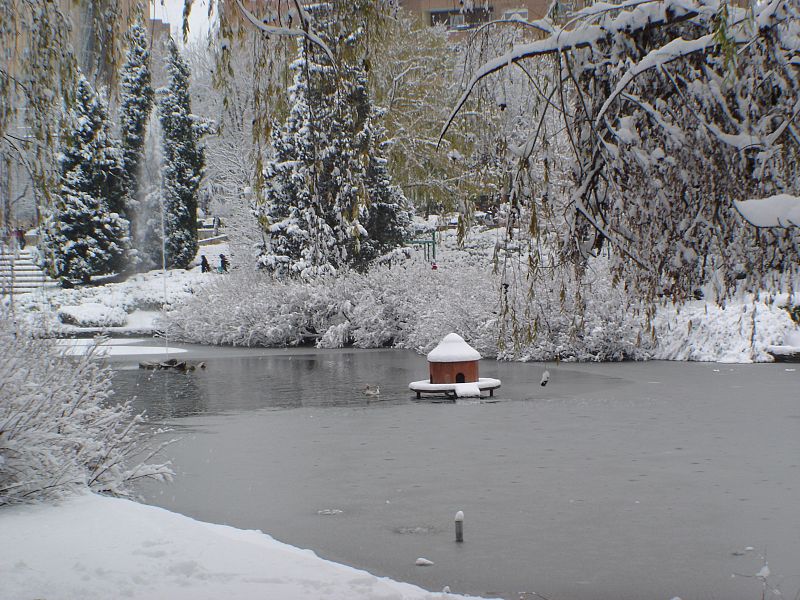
left=431, top=262, right=438, bottom=270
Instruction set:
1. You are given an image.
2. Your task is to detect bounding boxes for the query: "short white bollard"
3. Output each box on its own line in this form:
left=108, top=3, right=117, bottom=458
left=455, top=510, right=464, bottom=543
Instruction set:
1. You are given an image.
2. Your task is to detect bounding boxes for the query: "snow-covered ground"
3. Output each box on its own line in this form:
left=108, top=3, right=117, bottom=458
left=652, top=293, right=799, bottom=362
left=12, top=244, right=228, bottom=334
left=0, top=492, right=484, bottom=600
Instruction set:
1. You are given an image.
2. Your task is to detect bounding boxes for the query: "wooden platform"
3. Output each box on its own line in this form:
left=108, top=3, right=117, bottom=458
left=409, top=377, right=501, bottom=398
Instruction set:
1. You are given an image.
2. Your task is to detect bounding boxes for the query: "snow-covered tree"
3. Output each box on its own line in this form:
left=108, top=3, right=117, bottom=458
left=255, top=2, right=411, bottom=278
left=445, top=0, right=800, bottom=315
left=41, top=73, right=129, bottom=285
left=183, top=34, right=276, bottom=264
left=156, top=38, right=208, bottom=270
left=370, top=13, right=528, bottom=225
left=355, top=128, right=412, bottom=270
left=119, top=20, right=154, bottom=253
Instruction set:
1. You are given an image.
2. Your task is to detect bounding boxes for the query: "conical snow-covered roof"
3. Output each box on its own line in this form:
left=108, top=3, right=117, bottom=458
left=427, top=333, right=481, bottom=363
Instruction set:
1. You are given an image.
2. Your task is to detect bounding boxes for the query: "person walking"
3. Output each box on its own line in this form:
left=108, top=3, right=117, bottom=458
left=200, top=255, right=211, bottom=273
left=218, top=254, right=229, bottom=273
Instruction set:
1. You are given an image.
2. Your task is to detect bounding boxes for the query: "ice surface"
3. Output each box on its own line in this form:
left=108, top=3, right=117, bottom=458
left=123, top=349, right=800, bottom=600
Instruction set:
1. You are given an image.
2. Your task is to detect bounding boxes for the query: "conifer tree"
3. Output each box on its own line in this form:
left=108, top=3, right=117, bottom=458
left=256, top=3, right=411, bottom=278
left=41, top=73, right=129, bottom=284
left=119, top=21, right=154, bottom=253
left=157, top=38, right=207, bottom=269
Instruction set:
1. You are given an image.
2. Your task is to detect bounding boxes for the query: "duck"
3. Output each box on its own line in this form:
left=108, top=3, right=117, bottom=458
left=363, top=384, right=381, bottom=397
left=540, top=370, right=550, bottom=387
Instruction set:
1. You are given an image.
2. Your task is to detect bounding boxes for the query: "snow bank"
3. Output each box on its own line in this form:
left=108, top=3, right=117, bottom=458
left=14, top=264, right=211, bottom=334
left=0, top=493, right=486, bottom=600
left=160, top=228, right=799, bottom=363
left=653, top=298, right=798, bottom=362
left=55, top=338, right=188, bottom=357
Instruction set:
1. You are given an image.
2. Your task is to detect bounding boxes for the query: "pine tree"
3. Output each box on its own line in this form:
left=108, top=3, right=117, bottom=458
left=41, top=73, right=129, bottom=285
left=157, top=38, right=207, bottom=270
left=256, top=3, right=411, bottom=278
left=119, top=20, right=154, bottom=255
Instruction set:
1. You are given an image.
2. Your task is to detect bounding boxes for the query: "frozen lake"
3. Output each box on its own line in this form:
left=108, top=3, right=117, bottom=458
left=111, top=345, right=800, bottom=600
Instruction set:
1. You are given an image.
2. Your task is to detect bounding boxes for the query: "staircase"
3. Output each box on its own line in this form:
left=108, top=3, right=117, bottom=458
left=0, top=246, right=58, bottom=298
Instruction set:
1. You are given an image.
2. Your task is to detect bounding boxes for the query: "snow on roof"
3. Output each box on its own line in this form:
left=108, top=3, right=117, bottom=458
left=427, top=333, right=481, bottom=363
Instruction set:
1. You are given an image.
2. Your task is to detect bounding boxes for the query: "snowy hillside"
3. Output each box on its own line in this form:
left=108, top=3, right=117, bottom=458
left=0, top=492, right=487, bottom=600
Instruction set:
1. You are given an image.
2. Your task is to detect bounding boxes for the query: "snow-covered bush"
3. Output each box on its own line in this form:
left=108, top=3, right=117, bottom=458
left=161, top=232, right=650, bottom=361
left=0, top=314, right=172, bottom=506
left=58, top=303, right=128, bottom=327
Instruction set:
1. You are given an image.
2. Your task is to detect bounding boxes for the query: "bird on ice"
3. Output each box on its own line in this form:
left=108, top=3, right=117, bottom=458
left=363, top=384, right=380, bottom=397
left=540, top=370, right=550, bottom=386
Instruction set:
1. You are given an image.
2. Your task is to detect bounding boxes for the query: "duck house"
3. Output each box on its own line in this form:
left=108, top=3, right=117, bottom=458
left=427, top=333, right=481, bottom=383
left=409, top=333, right=501, bottom=398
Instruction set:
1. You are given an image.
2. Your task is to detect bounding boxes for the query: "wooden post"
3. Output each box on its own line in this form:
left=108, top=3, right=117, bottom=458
left=455, top=510, right=464, bottom=543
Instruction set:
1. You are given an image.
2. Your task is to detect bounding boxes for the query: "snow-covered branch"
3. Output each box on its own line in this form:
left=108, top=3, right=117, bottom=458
left=235, top=0, right=336, bottom=65
left=439, top=0, right=700, bottom=145
left=734, top=194, right=800, bottom=228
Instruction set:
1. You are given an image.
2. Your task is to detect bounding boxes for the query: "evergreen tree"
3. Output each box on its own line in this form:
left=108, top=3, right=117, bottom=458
left=256, top=3, right=411, bottom=278
left=41, top=73, right=129, bottom=285
left=119, top=20, right=154, bottom=254
left=157, top=38, right=207, bottom=270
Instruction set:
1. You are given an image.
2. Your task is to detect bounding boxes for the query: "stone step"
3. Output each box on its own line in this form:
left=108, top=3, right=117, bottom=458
left=0, top=266, right=49, bottom=272
left=0, top=254, right=34, bottom=261
left=0, top=251, right=57, bottom=296
left=0, top=267, right=51, bottom=276
left=0, top=262, right=37, bottom=268
left=1, top=289, right=58, bottom=298
left=0, top=261, right=40, bottom=268
left=0, top=278, right=52, bottom=285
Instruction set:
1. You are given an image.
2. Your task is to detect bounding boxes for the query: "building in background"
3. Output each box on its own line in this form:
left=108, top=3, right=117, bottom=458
left=147, top=18, right=172, bottom=48
left=398, top=0, right=552, bottom=30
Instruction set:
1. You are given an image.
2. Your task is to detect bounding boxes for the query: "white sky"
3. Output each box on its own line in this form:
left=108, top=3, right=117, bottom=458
left=150, top=0, right=213, bottom=43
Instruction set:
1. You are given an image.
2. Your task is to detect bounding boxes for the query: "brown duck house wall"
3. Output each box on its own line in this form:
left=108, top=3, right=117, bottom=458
left=429, top=361, right=479, bottom=384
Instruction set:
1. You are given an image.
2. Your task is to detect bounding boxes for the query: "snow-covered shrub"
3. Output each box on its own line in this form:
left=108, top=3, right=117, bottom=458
left=0, top=314, right=172, bottom=506
left=58, top=303, right=128, bottom=327
left=160, top=234, right=650, bottom=362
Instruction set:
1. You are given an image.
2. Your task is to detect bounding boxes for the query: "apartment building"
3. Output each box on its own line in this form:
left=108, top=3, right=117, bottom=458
left=398, top=0, right=552, bottom=29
